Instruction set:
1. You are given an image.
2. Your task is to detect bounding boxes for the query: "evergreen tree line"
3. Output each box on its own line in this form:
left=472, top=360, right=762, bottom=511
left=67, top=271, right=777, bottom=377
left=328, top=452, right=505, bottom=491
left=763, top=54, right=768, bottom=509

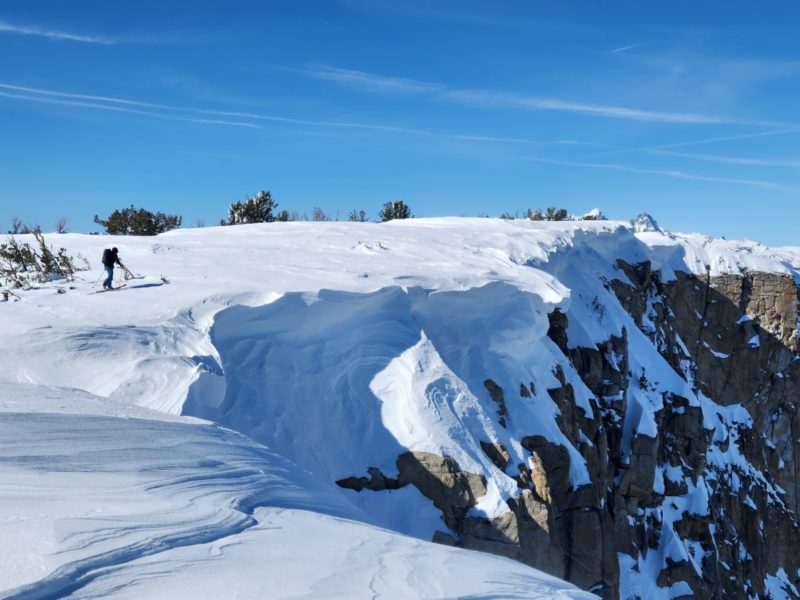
left=218, top=192, right=411, bottom=227
left=10, top=190, right=592, bottom=236
left=89, top=193, right=415, bottom=235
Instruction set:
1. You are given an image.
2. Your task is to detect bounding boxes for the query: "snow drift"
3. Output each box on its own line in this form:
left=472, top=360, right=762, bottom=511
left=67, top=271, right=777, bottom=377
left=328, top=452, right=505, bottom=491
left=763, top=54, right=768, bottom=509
left=2, top=217, right=800, bottom=599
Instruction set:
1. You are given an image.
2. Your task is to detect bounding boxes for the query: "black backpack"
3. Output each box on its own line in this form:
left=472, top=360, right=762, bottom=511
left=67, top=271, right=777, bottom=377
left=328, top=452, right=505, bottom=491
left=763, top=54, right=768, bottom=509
left=102, top=249, right=114, bottom=267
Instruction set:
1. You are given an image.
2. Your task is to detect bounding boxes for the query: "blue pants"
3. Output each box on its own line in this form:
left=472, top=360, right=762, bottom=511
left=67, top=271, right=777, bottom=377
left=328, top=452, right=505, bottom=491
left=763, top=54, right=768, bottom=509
left=103, top=266, right=114, bottom=289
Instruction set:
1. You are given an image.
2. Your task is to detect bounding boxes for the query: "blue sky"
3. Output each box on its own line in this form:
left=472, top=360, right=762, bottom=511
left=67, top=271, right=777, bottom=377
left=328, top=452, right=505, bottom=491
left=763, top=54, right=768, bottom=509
left=0, top=1, right=799, bottom=244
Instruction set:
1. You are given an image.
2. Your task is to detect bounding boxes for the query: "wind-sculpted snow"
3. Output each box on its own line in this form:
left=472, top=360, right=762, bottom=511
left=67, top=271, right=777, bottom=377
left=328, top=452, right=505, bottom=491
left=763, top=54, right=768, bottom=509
left=0, top=384, right=361, bottom=597
left=70, top=507, right=597, bottom=600
left=3, top=218, right=800, bottom=599
left=3, top=219, right=797, bottom=409
left=0, top=383, right=595, bottom=600
left=184, top=282, right=593, bottom=527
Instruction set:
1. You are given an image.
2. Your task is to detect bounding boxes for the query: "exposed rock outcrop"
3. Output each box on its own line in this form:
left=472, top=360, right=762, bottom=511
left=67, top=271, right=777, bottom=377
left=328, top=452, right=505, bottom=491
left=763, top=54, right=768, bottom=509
left=608, top=261, right=800, bottom=598
left=340, top=263, right=800, bottom=599
left=483, top=378, right=509, bottom=427
left=396, top=451, right=488, bottom=531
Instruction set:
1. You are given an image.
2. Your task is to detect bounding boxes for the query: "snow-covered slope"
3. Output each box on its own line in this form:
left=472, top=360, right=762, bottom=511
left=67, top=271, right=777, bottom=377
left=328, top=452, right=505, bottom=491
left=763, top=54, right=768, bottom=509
left=2, top=217, right=800, bottom=599
left=5, top=219, right=797, bottom=417
left=0, top=384, right=592, bottom=600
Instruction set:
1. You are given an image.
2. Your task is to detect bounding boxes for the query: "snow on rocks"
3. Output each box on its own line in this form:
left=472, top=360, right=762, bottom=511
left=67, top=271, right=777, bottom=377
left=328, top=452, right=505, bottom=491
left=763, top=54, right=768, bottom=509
left=631, top=212, right=661, bottom=233
left=2, top=217, right=800, bottom=599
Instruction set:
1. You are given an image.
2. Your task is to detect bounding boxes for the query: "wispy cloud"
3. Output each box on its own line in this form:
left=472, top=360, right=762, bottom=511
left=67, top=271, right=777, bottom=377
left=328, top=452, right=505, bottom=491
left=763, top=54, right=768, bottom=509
left=0, top=19, right=161, bottom=44
left=441, top=88, right=726, bottom=124
left=610, top=42, right=645, bottom=54
left=593, top=128, right=800, bottom=161
left=649, top=149, right=800, bottom=169
left=296, top=63, right=443, bottom=95
left=0, top=90, right=261, bottom=128
left=526, top=156, right=800, bottom=193
left=299, top=64, right=788, bottom=126
left=0, top=81, right=606, bottom=147
left=649, top=128, right=800, bottom=150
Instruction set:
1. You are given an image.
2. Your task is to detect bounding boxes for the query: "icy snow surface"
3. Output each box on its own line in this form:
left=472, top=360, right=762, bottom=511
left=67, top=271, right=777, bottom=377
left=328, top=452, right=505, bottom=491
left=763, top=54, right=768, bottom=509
left=2, top=217, right=799, bottom=599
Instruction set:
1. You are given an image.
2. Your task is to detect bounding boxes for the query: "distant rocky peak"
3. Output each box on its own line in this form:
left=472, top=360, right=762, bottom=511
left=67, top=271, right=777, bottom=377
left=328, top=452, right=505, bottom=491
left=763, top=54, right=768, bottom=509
left=631, top=212, right=660, bottom=232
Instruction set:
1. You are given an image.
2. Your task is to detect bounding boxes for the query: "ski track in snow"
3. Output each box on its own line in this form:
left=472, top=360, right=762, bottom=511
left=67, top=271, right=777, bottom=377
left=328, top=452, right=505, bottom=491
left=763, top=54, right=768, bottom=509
left=2, top=218, right=799, bottom=598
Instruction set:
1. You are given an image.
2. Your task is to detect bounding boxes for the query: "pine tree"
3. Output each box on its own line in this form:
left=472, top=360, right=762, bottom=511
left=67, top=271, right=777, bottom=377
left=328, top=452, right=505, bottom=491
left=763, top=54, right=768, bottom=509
left=379, top=200, right=411, bottom=222
left=225, top=191, right=278, bottom=225
left=94, top=206, right=182, bottom=235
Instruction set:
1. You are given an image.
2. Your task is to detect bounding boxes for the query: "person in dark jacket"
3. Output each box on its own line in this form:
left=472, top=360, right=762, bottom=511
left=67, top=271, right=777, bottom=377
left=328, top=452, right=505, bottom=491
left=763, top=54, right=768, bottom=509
left=101, top=247, right=122, bottom=290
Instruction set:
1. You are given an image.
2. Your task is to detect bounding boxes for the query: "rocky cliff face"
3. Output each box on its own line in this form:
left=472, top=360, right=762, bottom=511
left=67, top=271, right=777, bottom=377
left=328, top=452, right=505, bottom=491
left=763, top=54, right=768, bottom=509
left=339, top=264, right=800, bottom=599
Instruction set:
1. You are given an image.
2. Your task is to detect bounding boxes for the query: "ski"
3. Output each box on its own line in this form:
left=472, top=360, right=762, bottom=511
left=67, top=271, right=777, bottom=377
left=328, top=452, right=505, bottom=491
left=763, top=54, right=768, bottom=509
left=91, top=284, right=127, bottom=295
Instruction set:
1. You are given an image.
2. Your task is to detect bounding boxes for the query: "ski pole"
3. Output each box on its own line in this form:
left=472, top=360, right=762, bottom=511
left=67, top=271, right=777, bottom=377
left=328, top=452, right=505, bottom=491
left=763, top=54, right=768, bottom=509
left=118, top=261, right=134, bottom=280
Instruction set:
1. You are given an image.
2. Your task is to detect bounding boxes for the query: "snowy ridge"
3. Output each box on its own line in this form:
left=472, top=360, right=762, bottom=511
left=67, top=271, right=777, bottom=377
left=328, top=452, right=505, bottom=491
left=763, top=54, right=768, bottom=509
left=5, top=219, right=797, bottom=410
left=2, top=218, right=800, bottom=598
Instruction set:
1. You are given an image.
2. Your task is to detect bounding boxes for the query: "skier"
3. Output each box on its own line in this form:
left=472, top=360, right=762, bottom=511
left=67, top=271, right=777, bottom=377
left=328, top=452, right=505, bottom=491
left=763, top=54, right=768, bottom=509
left=101, top=247, right=122, bottom=290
